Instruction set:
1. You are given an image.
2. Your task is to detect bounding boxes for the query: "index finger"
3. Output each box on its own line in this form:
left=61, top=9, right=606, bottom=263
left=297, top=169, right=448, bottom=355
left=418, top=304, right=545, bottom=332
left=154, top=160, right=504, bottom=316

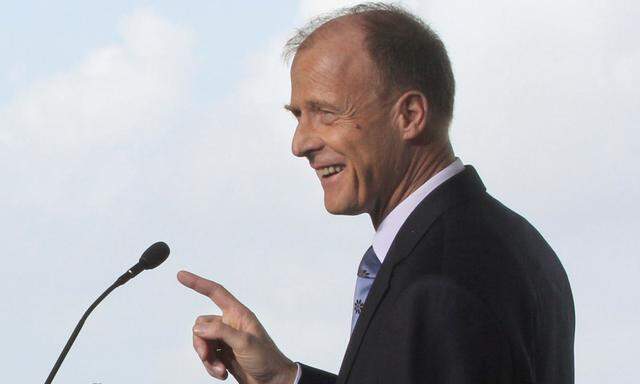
left=177, top=270, right=245, bottom=312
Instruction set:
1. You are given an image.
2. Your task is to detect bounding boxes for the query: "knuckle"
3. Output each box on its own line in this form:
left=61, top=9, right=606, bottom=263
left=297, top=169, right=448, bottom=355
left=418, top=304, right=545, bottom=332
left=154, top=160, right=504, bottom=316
left=212, top=283, right=224, bottom=293
left=193, top=321, right=212, bottom=335
left=227, top=307, right=242, bottom=319
left=241, top=310, right=258, bottom=327
left=209, top=319, right=223, bottom=334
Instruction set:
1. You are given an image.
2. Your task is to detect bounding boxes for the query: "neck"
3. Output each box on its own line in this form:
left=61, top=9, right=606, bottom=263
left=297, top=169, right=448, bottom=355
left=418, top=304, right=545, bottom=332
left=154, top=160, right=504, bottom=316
left=369, top=140, right=454, bottom=230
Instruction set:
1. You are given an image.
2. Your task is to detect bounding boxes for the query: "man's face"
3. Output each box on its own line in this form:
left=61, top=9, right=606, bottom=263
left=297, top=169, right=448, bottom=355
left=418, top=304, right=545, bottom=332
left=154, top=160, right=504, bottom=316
left=287, top=24, right=403, bottom=216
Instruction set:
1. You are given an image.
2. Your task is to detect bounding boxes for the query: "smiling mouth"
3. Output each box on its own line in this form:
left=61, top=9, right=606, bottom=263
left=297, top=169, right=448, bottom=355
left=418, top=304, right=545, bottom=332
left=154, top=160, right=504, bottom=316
left=316, top=165, right=345, bottom=178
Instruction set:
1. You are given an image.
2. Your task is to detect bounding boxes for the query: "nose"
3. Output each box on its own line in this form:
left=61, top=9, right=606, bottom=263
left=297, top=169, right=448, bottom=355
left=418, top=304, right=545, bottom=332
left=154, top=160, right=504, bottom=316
left=291, top=122, right=324, bottom=158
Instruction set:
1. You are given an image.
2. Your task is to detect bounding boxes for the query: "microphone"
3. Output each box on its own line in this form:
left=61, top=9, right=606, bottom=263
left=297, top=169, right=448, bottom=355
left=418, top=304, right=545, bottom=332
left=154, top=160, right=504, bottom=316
left=115, top=241, right=170, bottom=286
left=44, top=242, right=170, bottom=384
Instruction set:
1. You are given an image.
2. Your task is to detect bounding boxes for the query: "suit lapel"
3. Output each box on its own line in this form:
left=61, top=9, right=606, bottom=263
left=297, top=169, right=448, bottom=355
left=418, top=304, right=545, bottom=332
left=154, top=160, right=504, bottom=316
left=336, top=165, right=486, bottom=384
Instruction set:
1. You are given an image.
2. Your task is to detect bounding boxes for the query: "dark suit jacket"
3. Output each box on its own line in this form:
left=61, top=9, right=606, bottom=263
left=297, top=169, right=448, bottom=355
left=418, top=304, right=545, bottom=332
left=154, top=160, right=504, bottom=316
left=299, top=165, right=575, bottom=384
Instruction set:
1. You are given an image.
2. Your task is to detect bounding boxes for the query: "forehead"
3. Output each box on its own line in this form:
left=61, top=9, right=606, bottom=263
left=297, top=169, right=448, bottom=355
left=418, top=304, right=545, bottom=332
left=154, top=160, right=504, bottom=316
left=289, top=20, right=378, bottom=103
left=292, top=48, right=357, bottom=87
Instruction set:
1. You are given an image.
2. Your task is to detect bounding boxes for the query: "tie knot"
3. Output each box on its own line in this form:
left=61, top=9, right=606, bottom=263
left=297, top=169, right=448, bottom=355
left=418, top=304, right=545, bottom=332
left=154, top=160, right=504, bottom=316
left=357, top=246, right=381, bottom=279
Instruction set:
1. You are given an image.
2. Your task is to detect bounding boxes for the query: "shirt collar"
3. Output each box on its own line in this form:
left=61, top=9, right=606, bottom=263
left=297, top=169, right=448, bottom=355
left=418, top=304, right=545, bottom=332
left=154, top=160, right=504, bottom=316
left=371, top=158, right=465, bottom=263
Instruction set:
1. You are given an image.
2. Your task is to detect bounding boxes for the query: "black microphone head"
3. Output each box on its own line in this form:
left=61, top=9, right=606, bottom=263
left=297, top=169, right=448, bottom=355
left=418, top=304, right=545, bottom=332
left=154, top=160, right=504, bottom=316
left=139, top=241, right=170, bottom=270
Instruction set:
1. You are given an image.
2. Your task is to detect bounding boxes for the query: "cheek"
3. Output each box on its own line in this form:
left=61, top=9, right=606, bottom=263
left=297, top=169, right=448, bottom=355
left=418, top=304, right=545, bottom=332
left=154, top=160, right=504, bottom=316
left=342, top=136, right=380, bottom=196
left=323, top=121, right=389, bottom=193
left=352, top=131, right=400, bottom=200
left=321, top=122, right=360, bottom=160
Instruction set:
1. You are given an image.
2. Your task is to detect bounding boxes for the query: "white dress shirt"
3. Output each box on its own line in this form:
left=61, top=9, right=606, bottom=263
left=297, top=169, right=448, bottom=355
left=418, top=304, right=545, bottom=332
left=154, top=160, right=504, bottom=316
left=293, top=158, right=465, bottom=383
left=372, top=157, right=464, bottom=262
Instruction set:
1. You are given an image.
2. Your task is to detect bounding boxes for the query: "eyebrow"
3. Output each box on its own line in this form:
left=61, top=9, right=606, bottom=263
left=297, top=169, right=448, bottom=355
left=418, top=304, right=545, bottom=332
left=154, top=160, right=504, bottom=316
left=284, top=104, right=299, bottom=113
left=284, top=100, right=339, bottom=115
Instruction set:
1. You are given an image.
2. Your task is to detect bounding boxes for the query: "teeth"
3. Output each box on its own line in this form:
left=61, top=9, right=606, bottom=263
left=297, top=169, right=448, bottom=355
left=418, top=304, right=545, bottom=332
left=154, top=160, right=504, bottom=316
left=318, top=165, right=344, bottom=177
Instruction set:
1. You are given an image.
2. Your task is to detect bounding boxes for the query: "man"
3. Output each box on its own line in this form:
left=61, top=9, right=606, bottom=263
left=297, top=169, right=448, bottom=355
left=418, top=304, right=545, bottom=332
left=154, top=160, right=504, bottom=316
left=177, top=3, right=575, bottom=383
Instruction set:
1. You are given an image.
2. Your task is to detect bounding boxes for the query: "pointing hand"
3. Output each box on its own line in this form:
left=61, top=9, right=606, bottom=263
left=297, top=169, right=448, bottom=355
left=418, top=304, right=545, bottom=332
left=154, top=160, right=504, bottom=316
left=177, top=270, right=297, bottom=383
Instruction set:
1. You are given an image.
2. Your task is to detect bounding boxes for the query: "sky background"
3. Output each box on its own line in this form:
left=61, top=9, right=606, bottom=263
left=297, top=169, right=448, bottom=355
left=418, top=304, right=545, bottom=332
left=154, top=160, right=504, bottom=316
left=1, top=0, right=638, bottom=383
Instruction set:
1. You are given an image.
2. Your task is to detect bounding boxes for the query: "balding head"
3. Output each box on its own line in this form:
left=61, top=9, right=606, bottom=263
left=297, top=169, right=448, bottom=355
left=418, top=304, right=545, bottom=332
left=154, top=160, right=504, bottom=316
left=285, top=3, right=455, bottom=227
left=294, top=15, right=366, bottom=60
left=285, top=3, right=455, bottom=134
left=290, top=15, right=385, bottom=108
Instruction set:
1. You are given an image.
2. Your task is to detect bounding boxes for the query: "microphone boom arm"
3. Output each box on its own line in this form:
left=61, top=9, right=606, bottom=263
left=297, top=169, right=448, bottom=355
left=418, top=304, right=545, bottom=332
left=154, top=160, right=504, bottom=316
left=43, top=241, right=169, bottom=383
left=44, top=278, right=121, bottom=384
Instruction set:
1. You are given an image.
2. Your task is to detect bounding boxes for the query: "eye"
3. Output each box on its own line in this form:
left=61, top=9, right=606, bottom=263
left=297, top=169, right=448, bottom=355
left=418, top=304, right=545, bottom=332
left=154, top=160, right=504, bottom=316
left=319, top=110, right=338, bottom=124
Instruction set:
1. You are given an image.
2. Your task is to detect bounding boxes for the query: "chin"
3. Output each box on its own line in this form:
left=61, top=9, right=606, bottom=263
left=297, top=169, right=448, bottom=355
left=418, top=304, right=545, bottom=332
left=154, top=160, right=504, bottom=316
left=323, top=195, right=362, bottom=216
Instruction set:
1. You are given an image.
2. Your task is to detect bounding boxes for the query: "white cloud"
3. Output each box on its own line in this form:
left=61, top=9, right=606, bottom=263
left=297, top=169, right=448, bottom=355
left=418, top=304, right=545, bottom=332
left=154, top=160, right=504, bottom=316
left=0, top=8, right=194, bottom=212
left=2, top=2, right=638, bottom=383
left=0, top=7, right=194, bottom=152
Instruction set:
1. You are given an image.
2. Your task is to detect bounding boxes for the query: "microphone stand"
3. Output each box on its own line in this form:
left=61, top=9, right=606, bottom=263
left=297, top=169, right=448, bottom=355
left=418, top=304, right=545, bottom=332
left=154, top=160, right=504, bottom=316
left=44, top=241, right=168, bottom=383
left=44, top=272, right=132, bottom=383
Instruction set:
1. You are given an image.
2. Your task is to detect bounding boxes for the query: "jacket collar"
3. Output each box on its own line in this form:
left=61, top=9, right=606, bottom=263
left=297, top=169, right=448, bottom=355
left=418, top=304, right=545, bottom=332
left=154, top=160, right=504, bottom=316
left=336, top=165, right=487, bottom=384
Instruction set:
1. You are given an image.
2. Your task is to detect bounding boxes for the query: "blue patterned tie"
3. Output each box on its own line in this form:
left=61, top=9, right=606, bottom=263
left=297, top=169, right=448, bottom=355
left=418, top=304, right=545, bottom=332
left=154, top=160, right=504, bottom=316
left=351, top=246, right=381, bottom=333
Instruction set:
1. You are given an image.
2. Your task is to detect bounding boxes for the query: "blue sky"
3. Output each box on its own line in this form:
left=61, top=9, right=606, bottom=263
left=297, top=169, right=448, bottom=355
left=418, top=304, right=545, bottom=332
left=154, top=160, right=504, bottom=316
left=1, top=1, right=638, bottom=383
left=0, top=1, right=299, bottom=104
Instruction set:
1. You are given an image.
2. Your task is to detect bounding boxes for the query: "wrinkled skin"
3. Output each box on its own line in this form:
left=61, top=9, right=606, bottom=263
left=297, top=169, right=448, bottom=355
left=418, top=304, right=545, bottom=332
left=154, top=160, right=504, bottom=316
left=179, top=16, right=454, bottom=384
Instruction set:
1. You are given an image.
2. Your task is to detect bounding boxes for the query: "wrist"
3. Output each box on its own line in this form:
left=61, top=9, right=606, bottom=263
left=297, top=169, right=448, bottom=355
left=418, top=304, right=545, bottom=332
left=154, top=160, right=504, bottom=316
left=273, top=359, right=298, bottom=384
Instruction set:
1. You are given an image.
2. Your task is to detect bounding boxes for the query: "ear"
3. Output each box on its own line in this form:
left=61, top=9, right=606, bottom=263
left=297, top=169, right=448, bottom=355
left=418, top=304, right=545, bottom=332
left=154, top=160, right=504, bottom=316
left=392, top=90, right=429, bottom=141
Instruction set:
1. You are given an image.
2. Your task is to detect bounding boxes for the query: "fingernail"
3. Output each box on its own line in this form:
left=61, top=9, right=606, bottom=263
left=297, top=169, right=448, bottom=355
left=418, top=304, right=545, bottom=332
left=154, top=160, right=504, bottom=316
left=193, top=325, right=203, bottom=334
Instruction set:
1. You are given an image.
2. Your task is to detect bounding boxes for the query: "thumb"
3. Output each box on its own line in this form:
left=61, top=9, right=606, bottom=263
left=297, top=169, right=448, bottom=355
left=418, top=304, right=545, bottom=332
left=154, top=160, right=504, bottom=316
left=193, top=316, right=251, bottom=352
